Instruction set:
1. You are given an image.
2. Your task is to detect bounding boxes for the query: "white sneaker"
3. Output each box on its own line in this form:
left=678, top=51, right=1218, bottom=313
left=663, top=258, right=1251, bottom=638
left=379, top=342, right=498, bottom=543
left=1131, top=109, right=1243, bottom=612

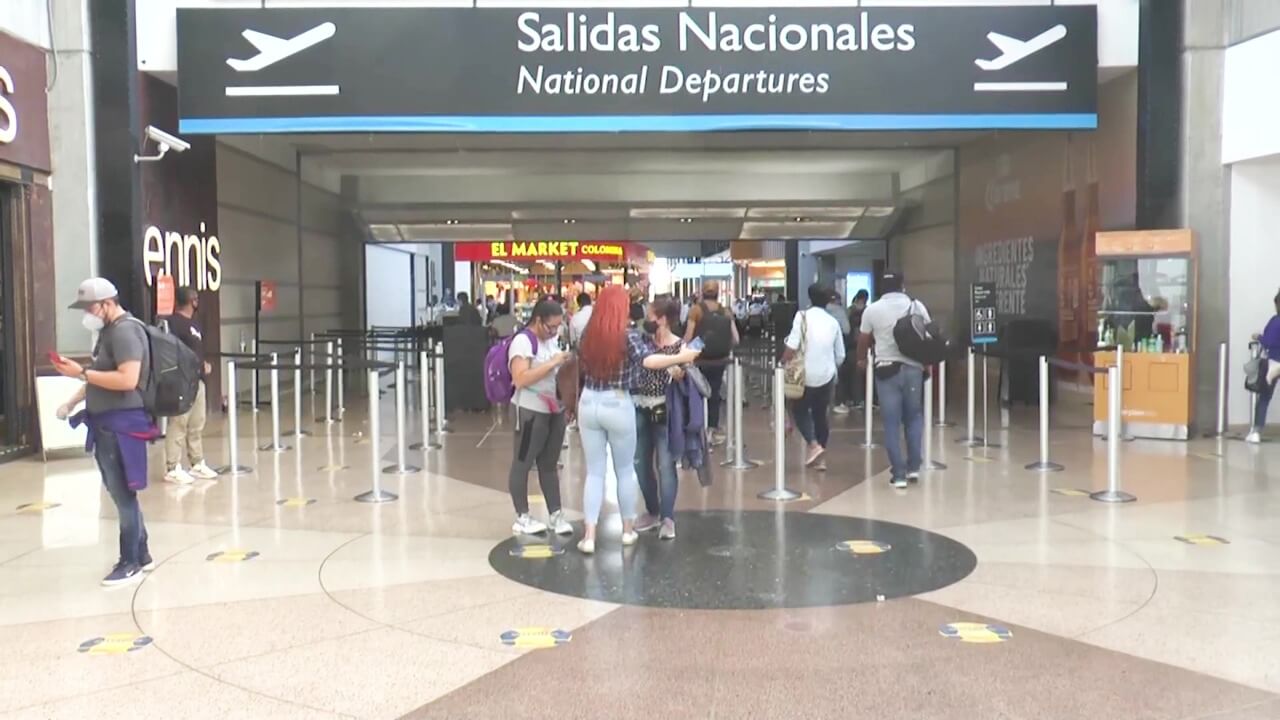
left=549, top=511, right=574, bottom=536
left=621, top=531, right=638, bottom=546
left=1245, top=431, right=1262, bottom=444
left=512, top=514, right=548, bottom=536
left=577, top=538, right=596, bottom=555
left=832, top=404, right=850, bottom=416
left=189, top=462, right=219, bottom=480
left=164, top=466, right=195, bottom=485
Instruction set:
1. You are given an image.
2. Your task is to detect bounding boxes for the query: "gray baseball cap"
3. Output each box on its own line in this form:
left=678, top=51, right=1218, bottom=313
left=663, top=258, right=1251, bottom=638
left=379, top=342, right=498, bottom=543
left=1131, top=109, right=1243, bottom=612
left=68, top=277, right=118, bottom=309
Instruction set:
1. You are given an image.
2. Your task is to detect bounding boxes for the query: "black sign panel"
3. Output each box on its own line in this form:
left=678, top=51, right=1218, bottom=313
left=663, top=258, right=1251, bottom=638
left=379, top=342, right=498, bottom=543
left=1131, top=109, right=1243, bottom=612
left=971, top=282, right=998, bottom=345
left=177, top=5, right=1096, bottom=134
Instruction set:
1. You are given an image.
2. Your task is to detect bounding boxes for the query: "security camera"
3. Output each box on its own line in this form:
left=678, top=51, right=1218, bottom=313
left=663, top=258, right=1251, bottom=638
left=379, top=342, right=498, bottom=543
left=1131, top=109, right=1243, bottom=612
left=134, top=125, right=190, bottom=163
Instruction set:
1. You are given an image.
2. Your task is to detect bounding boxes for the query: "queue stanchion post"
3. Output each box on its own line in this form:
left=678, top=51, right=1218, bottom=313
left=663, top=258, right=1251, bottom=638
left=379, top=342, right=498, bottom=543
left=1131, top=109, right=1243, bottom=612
left=355, top=368, right=398, bottom=504
left=292, top=348, right=309, bottom=438
left=923, top=367, right=946, bottom=471
left=309, top=333, right=317, bottom=396
left=959, top=346, right=984, bottom=446
left=722, top=359, right=759, bottom=470
left=215, top=359, right=253, bottom=476
left=758, top=366, right=800, bottom=501
left=434, top=350, right=449, bottom=435
left=320, top=342, right=335, bottom=424
left=1025, top=355, right=1064, bottom=472
left=1215, top=341, right=1228, bottom=437
left=1091, top=364, right=1136, bottom=503
left=336, top=338, right=346, bottom=420
left=1116, top=344, right=1134, bottom=442
left=861, top=352, right=877, bottom=449
left=721, top=361, right=736, bottom=463
left=383, top=361, right=421, bottom=475
left=935, top=359, right=953, bottom=427
left=250, top=339, right=260, bottom=412
left=259, top=354, right=291, bottom=452
left=980, top=351, right=1000, bottom=449
left=411, top=349, right=440, bottom=451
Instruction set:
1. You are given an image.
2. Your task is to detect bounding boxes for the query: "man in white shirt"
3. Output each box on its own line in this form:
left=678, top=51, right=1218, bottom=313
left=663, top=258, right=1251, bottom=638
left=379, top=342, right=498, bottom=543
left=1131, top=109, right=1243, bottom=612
left=857, top=272, right=929, bottom=489
left=783, top=283, right=846, bottom=469
left=569, top=292, right=594, bottom=347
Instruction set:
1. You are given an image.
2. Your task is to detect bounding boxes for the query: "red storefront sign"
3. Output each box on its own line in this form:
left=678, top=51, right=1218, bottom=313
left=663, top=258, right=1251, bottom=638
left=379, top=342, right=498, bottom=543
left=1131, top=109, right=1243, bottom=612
left=155, top=275, right=176, bottom=316
left=454, top=241, right=634, bottom=263
left=259, top=281, right=277, bottom=312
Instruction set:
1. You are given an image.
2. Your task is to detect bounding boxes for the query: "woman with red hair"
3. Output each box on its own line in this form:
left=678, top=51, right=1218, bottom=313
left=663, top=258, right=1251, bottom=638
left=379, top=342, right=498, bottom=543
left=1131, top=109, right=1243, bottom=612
left=576, top=285, right=700, bottom=554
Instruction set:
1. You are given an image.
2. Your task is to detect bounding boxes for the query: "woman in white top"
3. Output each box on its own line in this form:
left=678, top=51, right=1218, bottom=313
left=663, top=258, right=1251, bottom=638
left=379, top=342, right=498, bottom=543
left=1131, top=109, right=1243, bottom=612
left=782, top=283, right=846, bottom=469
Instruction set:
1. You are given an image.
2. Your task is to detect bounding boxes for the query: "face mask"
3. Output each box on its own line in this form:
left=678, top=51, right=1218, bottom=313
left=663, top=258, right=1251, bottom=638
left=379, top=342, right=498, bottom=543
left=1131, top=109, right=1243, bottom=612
left=82, top=310, right=105, bottom=332
left=643, top=320, right=659, bottom=335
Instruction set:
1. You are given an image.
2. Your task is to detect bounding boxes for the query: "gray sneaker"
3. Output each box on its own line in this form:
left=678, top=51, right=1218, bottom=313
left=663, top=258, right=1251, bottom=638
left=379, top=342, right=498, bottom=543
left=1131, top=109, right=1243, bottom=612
left=659, top=519, right=676, bottom=540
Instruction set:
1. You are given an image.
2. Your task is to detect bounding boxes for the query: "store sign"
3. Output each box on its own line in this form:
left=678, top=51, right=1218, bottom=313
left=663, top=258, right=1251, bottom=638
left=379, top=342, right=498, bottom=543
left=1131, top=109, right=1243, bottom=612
left=259, top=281, right=277, bottom=312
left=142, top=223, right=223, bottom=292
left=970, top=282, right=998, bottom=345
left=176, top=5, right=1096, bottom=134
left=455, top=241, right=627, bottom=262
left=0, top=32, right=49, bottom=170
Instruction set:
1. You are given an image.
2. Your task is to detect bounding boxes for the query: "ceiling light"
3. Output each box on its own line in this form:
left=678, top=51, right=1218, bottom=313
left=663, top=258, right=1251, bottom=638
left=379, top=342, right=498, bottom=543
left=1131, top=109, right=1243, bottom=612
left=793, top=216, right=809, bottom=223
left=564, top=218, right=577, bottom=225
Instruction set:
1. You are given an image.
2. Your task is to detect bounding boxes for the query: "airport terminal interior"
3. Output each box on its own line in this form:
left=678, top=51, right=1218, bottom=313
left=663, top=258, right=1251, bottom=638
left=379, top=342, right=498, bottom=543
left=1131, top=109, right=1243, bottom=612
left=5, top=0, right=1280, bottom=718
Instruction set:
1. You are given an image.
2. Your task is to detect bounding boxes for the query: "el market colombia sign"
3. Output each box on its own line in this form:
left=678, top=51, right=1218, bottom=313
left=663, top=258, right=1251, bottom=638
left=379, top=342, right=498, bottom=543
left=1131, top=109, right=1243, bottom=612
left=177, top=4, right=1096, bottom=134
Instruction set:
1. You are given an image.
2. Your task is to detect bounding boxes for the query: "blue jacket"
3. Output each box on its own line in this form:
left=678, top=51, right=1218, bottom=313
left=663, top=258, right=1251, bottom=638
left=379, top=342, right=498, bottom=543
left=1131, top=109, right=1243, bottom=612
left=666, top=370, right=706, bottom=468
left=69, top=408, right=158, bottom=491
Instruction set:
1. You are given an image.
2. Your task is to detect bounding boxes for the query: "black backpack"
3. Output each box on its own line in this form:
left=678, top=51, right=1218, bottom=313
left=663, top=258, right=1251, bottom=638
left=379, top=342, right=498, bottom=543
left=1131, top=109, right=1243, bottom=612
left=696, top=302, right=734, bottom=360
left=893, top=299, right=950, bottom=366
left=128, top=318, right=202, bottom=417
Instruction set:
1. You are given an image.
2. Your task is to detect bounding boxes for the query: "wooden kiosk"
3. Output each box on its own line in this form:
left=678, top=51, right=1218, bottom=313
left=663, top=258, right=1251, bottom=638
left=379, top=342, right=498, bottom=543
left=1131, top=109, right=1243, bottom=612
left=1092, top=229, right=1195, bottom=440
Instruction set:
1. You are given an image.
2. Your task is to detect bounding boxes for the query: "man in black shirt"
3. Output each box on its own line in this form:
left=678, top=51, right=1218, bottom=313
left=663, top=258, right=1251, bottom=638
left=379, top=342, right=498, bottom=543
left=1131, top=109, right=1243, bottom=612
left=163, top=287, right=217, bottom=483
left=456, top=291, right=484, bottom=326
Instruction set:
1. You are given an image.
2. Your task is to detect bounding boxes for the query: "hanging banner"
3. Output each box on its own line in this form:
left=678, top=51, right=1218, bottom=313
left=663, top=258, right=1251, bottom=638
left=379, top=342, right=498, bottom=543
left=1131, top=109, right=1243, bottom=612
left=453, top=241, right=632, bottom=262
left=176, top=5, right=1097, bottom=134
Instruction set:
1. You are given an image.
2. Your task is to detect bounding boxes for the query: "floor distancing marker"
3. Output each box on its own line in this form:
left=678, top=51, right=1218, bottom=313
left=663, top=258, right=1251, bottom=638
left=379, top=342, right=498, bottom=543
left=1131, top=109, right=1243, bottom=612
left=206, top=550, right=260, bottom=562
left=500, top=627, right=571, bottom=649
left=1174, top=534, right=1229, bottom=546
left=835, top=540, right=892, bottom=555
left=16, top=502, right=60, bottom=512
left=78, top=633, right=152, bottom=655
left=939, top=623, right=1012, bottom=643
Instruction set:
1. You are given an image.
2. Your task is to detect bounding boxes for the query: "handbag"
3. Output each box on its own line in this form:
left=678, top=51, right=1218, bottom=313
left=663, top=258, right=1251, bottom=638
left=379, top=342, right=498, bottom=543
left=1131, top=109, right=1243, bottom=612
left=784, top=311, right=807, bottom=400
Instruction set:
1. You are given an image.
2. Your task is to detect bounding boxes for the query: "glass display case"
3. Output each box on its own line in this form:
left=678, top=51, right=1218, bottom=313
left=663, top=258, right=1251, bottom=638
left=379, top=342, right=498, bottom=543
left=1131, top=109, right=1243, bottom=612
left=1091, top=230, right=1196, bottom=440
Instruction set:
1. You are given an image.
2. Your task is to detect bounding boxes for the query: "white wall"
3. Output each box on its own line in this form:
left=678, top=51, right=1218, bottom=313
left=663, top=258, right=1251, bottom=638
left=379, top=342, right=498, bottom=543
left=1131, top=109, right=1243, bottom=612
left=364, top=245, right=412, bottom=328
left=1227, top=156, right=1280, bottom=426
left=0, top=0, right=51, bottom=49
left=1222, top=28, right=1280, bottom=164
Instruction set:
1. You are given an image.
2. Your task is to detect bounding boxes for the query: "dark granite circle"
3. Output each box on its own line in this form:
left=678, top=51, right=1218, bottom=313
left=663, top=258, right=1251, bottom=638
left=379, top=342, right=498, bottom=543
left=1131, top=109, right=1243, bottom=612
left=489, top=510, right=977, bottom=610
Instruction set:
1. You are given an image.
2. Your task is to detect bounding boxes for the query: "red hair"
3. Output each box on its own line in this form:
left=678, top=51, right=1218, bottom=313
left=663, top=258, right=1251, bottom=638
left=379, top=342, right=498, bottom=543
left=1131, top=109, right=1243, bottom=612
left=580, top=285, right=630, bottom=381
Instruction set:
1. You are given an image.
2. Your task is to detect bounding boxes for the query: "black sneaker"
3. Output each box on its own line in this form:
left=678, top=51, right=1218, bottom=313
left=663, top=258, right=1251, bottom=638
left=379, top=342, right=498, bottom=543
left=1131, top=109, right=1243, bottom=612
left=101, top=562, right=143, bottom=587
left=140, top=551, right=155, bottom=572
left=890, top=477, right=909, bottom=489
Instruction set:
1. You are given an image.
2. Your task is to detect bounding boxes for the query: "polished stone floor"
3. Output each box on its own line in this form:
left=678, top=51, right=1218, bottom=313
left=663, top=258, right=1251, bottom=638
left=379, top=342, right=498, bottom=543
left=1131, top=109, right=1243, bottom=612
left=2, top=381, right=1279, bottom=719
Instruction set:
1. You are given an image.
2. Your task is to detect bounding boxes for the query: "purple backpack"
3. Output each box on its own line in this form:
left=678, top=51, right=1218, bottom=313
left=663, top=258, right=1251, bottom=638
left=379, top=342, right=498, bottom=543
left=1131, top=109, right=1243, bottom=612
left=484, top=329, right=538, bottom=405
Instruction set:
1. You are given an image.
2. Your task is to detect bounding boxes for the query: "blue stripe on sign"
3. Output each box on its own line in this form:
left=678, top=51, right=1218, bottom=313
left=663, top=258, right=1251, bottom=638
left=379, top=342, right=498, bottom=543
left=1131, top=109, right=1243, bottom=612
left=180, top=113, right=1098, bottom=134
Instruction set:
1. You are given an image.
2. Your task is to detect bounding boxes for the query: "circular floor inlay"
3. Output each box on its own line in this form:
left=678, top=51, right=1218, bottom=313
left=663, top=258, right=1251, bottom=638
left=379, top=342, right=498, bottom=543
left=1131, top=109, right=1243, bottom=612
left=490, top=510, right=977, bottom=610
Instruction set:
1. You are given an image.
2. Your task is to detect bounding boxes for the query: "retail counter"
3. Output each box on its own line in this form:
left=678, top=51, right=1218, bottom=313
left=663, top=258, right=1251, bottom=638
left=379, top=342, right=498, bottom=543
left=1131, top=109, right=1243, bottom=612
left=1092, top=350, right=1191, bottom=440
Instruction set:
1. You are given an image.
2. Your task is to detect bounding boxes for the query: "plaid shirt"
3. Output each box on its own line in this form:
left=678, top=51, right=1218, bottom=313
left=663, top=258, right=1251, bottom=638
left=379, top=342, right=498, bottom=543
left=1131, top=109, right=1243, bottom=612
left=583, top=329, right=652, bottom=392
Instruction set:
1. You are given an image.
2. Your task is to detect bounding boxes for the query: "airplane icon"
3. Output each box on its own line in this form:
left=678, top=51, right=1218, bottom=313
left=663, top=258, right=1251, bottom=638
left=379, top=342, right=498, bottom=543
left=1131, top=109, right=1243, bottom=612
left=975, top=25, right=1067, bottom=71
left=226, top=22, right=336, bottom=72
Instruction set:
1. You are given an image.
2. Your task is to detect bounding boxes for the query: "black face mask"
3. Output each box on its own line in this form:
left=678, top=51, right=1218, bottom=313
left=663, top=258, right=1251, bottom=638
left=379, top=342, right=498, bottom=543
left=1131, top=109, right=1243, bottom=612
left=643, top=320, right=659, bottom=335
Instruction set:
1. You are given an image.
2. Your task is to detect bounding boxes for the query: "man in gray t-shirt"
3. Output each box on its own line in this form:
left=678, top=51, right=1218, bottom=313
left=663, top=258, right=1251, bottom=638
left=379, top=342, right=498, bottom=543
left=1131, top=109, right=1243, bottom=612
left=87, top=312, right=150, bottom=412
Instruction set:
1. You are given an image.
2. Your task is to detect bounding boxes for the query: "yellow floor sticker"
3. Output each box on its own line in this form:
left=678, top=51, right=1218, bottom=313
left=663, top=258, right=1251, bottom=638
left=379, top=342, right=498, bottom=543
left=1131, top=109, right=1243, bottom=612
left=1174, top=534, right=1230, bottom=546
left=939, top=623, right=1012, bottom=643
left=965, top=455, right=995, bottom=464
left=835, top=540, right=892, bottom=555
left=1051, top=488, right=1091, bottom=497
left=16, top=502, right=61, bottom=513
left=508, top=544, right=566, bottom=560
left=78, top=633, right=153, bottom=655
left=206, top=550, right=261, bottom=562
left=276, top=498, right=316, bottom=508
left=500, top=627, right=571, bottom=649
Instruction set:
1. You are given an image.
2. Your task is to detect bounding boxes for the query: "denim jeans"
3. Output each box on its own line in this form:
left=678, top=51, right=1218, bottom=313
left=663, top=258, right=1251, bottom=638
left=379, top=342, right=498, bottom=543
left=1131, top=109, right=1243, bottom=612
left=875, top=364, right=925, bottom=480
left=792, top=381, right=834, bottom=447
left=578, top=388, right=639, bottom=524
left=700, top=363, right=727, bottom=430
left=1255, top=377, right=1278, bottom=431
left=635, top=406, right=679, bottom=520
left=93, top=426, right=149, bottom=566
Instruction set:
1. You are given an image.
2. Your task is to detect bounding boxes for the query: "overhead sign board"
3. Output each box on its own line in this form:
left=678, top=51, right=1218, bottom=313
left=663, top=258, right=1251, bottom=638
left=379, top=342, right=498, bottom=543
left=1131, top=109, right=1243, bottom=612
left=971, top=282, right=998, bottom=345
left=177, top=5, right=1097, bottom=134
left=454, top=241, right=631, bottom=263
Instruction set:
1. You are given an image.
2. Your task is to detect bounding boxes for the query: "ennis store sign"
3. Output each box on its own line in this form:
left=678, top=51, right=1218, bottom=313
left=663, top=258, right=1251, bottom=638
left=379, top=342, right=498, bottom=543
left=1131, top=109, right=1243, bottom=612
left=177, top=4, right=1096, bottom=134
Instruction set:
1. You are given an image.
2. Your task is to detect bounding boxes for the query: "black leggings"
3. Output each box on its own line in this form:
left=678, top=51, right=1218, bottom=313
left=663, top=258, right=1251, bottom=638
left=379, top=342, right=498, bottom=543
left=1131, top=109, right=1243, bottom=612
left=509, top=408, right=566, bottom=516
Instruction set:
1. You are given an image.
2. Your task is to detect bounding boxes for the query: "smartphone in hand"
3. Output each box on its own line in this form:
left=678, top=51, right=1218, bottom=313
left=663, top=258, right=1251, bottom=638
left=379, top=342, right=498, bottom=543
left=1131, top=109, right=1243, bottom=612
left=687, top=337, right=706, bottom=352
left=48, top=351, right=65, bottom=365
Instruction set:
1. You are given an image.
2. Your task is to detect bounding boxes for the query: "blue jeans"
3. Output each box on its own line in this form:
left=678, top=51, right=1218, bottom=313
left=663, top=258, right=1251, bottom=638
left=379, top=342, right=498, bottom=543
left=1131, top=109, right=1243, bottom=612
left=93, top=427, right=149, bottom=566
left=875, top=364, right=924, bottom=480
left=792, top=381, right=833, bottom=447
left=1255, top=377, right=1277, bottom=431
left=578, top=388, right=639, bottom=524
left=635, top=406, right=678, bottom=520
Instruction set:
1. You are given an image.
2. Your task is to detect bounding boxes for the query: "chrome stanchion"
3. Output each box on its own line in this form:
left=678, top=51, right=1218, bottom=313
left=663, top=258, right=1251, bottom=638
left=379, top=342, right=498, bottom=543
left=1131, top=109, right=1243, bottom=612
left=722, top=359, right=759, bottom=469
left=1026, top=355, right=1063, bottom=472
left=434, top=350, right=449, bottom=435
left=1091, top=364, right=1136, bottom=503
left=309, top=332, right=317, bottom=396
left=935, top=359, right=953, bottom=427
left=861, top=353, right=877, bottom=449
left=355, top=368, right=398, bottom=503
left=758, top=366, right=800, bottom=501
left=411, top=350, right=441, bottom=451
left=959, top=346, right=984, bottom=446
left=259, top=353, right=290, bottom=452
left=1215, top=341, right=1228, bottom=437
left=383, top=361, right=421, bottom=475
left=923, top=368, right=946, bottom=471
left=336, top=338, right=346, bottom=419
left=292, top=347, right=309, bottom=437
left=980, top=352, right=1000, bottom=449
left=250, top=339, right=260, bottom=412
left=721, top=361, right=737, bottom=463
left=1115, top=344, right=1134, bottom=442
left=320, top=341, right=335, bottom=424
left=216, top=359, right=252, bottom=476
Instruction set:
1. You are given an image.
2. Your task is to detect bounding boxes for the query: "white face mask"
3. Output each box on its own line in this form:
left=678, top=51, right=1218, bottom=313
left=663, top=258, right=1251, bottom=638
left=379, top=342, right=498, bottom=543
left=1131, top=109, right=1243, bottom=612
left=82, top=310, right=105, bottom=332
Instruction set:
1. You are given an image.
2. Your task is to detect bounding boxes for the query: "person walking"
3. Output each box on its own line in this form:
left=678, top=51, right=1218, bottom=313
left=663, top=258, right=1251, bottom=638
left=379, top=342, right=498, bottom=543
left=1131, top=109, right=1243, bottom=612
left=507, top=299, right=573, bottom=536
left=570, top=292, right=594, bottom=348
left=683, top=280, right=738, bottom=444
left=1247, top=289, right=1280, bottom=443
left=783, top=283, right=845, bottom=469
left=634, top=296, right=703, bottom=540
left=162, top=287, right=217, bottom=484
left=835, top=290, right=870, bottom=413
left=52, top=278, right=157, bottom=586
left=857, top=273, right=928, bottom=489
left=456, top=292, right=483, bottom=326
left=825, top=289, right=853, bottom=415
left=575, top=286, right=697, bottom=554
left=489, top=303, right=520, bottom=339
